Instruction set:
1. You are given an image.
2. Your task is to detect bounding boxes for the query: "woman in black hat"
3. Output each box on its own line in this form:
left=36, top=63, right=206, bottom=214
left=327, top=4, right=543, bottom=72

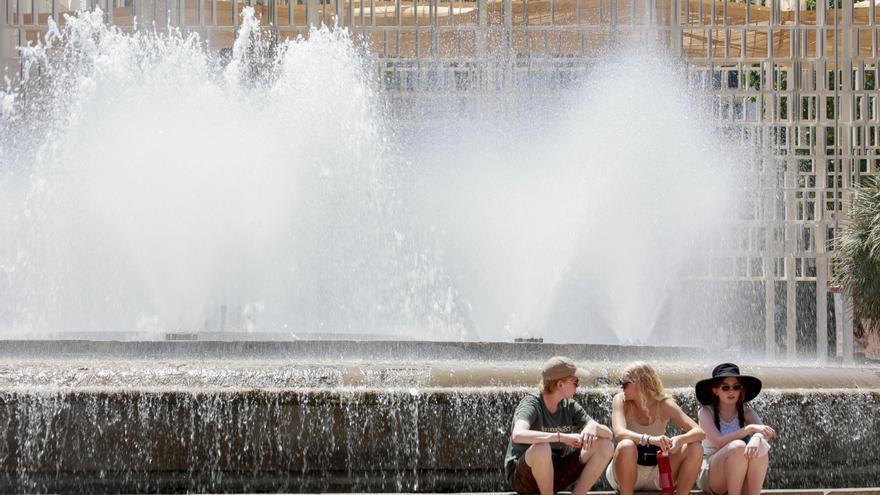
left=694, top=363, right=776, bottom=495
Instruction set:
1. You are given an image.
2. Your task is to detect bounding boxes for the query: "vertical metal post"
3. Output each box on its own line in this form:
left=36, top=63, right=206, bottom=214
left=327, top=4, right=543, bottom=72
left=765, top=268, right=776, bottom=357
left=765, top=151, right=778, bottom=358
left=305, top=0, right=316, bottom=26
left=671, top=0, right=681, bottom=57
left=786, top=259, right=797, bottom=357
left=503, top=0, right=511, bottom=88
left=0, top=0, right=9, bottom=76
left=816, top=250, right=828, bottom=361
left=834, top=290, right=844, bottom=356
left=785, top=123, right=798, bottom=357
left=843, top=293, right=854, bottom=363
left=476, top=0, right=485, bottom=58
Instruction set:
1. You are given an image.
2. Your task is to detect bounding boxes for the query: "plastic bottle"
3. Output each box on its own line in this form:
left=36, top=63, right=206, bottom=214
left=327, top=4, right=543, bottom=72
left=657, top=450, right=675, bottom=493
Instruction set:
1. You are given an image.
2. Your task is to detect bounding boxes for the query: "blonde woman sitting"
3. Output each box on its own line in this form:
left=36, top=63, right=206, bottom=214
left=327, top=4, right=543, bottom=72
left=606, top=362, right=705, bottom=495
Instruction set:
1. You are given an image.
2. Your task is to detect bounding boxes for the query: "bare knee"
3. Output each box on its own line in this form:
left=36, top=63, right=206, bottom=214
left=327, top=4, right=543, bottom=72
left=525, top=442, right=553, bottom=466
left=686, top=442, right=704, bottom=460
left=597, top=438, right=614, bottom=460
left=584, top=438, right=614, bottom=463
left=725, top=440, right=747, bottom=466
left=728, top=440, right=747, bottom=455
left=615, top=438, right=637, bottom=459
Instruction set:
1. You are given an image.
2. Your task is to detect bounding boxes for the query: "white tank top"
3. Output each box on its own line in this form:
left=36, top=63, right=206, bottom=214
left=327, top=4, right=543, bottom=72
left=703, top=416, right=741, bottom=456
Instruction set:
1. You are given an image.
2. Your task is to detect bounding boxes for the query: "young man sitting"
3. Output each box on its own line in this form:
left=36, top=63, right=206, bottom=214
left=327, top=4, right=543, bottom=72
left=504, top=356, right=614, bottom=495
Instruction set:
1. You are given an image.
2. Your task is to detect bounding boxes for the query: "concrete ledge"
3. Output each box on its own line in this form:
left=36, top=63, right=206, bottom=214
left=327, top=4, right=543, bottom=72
left=0, top=339, right=705, bottom=361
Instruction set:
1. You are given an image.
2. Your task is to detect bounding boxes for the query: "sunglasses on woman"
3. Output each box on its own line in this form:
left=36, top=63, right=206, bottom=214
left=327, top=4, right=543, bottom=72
left=719, top=384, right=743, bottom=392
left=618, top=379, right=633, bottom=389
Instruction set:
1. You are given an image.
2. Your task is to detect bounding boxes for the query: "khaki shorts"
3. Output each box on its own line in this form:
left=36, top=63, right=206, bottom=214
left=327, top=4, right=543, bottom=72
left=510, top=450, right=585, bottom=494
left=696, top=456, right=712, bottom=494
left=605, top=458, right=661, bottom=492
left=697, top=440, right=771, bottom=495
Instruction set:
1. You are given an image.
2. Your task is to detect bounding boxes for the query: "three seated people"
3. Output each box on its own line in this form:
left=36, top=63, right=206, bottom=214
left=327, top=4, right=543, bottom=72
left=506, top=358, right=774, bottom=495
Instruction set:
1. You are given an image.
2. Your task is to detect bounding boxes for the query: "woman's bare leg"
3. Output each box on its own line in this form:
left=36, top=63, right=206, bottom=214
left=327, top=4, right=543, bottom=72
left=743, top=449, right=769, bottom=495
left=612, top=439, right=638, bottom=495
left=719, top=440, right=748, bottom=495
left=669, top=442, right=703, bottom=495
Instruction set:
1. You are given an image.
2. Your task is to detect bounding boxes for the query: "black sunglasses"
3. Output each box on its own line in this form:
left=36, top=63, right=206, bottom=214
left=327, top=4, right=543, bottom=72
left=618, top=379, right=633, bottom=388
left=719, top=384, right=743, bottom=392
left=569, top=377, right=580, bottom=386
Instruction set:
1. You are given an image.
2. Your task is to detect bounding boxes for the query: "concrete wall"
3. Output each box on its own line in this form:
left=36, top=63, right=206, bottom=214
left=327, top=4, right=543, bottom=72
left=0, top=388, right=877, bottom=493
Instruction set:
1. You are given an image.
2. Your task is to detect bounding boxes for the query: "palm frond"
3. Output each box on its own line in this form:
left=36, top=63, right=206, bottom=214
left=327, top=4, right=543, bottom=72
left=836, top=176, right=880, bottom=333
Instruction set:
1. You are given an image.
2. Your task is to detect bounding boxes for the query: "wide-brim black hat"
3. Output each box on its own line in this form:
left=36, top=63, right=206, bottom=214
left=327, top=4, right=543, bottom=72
left=695, top=363, right=762, bottom=405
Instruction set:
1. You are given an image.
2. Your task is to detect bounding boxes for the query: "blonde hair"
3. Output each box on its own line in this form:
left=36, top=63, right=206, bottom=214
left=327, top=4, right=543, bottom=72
left=622, top=361, right=670, bottom=421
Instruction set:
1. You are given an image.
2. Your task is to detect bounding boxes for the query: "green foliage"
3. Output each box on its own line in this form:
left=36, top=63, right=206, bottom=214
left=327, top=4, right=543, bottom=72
left=747, top=68, right=761, bottom=90
left=837, top=177, right=880, bottom=333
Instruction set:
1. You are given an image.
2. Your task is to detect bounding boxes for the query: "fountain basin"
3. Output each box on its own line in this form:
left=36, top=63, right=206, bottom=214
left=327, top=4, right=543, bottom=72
left=0, top=341, right=878, bottom=493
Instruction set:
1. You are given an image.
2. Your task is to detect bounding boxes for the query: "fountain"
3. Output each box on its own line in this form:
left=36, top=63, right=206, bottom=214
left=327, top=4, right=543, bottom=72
left=0, top=7, right=749, bottom=346
left=0, top=5, right=878, bottom=494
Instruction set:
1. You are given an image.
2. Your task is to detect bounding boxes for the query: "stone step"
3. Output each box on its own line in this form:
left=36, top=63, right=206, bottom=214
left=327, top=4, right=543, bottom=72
left=332, top=491, right=879, bottom=495
left=277, top=490, right=880, bottom=495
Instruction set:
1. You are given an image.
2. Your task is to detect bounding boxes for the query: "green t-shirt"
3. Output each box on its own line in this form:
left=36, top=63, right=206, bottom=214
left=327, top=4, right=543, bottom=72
left=503, top=392, right=592, bottom=479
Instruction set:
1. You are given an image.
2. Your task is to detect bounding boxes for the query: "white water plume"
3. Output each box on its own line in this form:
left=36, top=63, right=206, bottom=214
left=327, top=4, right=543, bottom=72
left=1, top=12, right=746, bottom=344
left=0, top=8, right=467, bottom=338
left=404, top=49, right=740, bottom=344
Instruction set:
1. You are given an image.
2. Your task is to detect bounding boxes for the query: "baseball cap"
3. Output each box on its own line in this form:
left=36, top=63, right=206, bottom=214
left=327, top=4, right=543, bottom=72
left=541, top=356, right=588, bottom=381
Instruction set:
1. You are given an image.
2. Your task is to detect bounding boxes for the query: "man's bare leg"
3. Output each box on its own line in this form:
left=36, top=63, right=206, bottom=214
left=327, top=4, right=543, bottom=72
left=571, top=438, right=614, bottom=495
left=524, top=443, right=554, bottom=495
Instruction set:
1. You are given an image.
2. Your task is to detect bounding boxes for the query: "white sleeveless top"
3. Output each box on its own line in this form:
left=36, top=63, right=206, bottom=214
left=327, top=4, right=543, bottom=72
left=702, top=416, right=741, bottom=457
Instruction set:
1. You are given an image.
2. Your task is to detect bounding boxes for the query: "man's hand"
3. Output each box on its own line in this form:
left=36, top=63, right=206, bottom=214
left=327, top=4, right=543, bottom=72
left=580, top=423, right=599, bottom=450
left=560, top=433, right=583, bottom=449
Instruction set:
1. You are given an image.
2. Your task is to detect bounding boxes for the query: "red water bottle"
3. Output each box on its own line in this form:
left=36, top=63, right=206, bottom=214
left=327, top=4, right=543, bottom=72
left=658, top=450, right=674, bottom=493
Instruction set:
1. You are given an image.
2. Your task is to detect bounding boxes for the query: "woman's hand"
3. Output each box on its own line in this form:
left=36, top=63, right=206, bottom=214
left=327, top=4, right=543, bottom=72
left=746, top=424, right=777, bottom=440
left=744, top=436, right=762, bottom=459
left=668, top=435, right=687, bottom=454
left=649, top=435, right=673, bottom=451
